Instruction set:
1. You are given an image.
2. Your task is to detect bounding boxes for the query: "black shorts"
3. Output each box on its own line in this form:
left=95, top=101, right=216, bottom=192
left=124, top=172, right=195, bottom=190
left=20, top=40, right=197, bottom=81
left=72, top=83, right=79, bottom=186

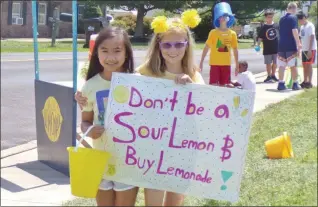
left=302, top=50, right=316, bottom=64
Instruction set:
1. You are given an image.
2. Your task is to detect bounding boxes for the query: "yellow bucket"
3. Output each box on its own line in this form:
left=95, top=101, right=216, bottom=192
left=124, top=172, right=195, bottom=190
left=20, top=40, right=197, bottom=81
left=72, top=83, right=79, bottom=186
left=265, top=132, right=294, bottom=159
left=67, top=146, right=111, bottom=198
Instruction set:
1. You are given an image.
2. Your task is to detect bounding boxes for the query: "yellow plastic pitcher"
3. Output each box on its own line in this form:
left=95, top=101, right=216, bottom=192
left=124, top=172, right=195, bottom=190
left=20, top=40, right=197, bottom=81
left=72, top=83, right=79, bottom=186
left=265, top=132, right=294, bottom=159
left=67, top=126, right=111, bottom=198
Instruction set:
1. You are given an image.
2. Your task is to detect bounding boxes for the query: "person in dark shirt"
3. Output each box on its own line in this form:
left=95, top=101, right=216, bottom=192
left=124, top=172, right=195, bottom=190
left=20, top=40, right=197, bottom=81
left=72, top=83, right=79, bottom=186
left=277, top=2, right=302, bottom=91
left=257, top=9, right=279, bottom=83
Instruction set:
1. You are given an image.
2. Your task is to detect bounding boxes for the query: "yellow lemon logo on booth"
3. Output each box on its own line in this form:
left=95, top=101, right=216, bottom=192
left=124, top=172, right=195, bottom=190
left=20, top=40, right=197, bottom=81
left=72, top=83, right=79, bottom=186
left=113, top=85, right=130, bottom=103
left=42, top=96, right=63, bottom=142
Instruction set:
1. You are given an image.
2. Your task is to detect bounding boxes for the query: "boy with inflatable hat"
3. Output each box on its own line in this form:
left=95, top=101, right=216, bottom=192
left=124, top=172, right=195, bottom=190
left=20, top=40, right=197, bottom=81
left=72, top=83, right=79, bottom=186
left=200, top=2, right=239, bottom=86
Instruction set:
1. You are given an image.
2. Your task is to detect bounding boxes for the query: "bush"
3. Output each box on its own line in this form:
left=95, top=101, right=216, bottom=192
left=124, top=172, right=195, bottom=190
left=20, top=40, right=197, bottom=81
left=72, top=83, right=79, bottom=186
left=80, top=61, right=89, bottom=79
left=111, top=19, right=130, bottom=31
left=308, top=1, right=317, bottom=40
left=192, top=11, right=212, bottom=41
left=111, top=15, right=135, bottom=35
left=143, top=16, right=153, bottom=37
left=114, top=15, right=136, bottom=35
left=111, top=15, right=153, bottom=37
left=153, top=10, right=176, bottom=18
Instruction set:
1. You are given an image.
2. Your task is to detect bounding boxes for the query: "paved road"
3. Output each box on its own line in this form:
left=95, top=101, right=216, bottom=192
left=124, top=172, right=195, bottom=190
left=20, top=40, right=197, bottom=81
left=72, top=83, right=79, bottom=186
left=1, top=49, right=265, bottom=150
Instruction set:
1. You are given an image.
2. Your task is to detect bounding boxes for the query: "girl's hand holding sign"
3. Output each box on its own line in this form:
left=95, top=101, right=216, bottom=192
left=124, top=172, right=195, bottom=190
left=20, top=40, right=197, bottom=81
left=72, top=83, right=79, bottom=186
left=175, top=74, right=193, bottom=85
left=88, top=125, right=105, bottom=139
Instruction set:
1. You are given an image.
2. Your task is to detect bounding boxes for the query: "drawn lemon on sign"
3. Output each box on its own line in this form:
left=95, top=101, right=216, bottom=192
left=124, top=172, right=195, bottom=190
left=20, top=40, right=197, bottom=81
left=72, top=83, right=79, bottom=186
left=233, top=96, right=240, bottom=109
left=42, top=96, right=63, bottom=142
left=241, top=109, right=249, bottom=117
left=113, top=85, right=130, bottom=104
left=107, top=164, right=116, bottom=176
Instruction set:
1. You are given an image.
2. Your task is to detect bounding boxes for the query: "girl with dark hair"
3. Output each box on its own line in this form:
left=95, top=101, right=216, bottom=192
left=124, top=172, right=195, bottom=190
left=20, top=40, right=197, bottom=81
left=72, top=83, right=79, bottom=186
left=76, top=10, right=204, bottom=206
left=79, top=27, right=137, bottom=206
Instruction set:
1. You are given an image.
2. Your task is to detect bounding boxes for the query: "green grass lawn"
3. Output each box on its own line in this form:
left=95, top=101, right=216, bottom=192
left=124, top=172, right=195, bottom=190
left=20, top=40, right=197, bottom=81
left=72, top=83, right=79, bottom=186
left=62, top=88, right=317, bottom=206
left=0, top=40, right=253, bottom=53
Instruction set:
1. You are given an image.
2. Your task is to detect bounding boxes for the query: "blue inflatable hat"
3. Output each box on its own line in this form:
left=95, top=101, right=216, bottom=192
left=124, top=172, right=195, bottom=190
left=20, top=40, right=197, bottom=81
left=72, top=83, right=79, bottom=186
left=213, top=2, right=235, bottom=28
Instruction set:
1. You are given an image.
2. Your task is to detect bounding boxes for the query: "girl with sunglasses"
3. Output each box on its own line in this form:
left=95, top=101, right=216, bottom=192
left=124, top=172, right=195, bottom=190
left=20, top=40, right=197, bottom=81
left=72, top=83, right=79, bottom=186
left=137, top=14, right=204, bottom=86
left=75, top=10, right=204, bottom=206
left=136, top=10, right=204, bottom=206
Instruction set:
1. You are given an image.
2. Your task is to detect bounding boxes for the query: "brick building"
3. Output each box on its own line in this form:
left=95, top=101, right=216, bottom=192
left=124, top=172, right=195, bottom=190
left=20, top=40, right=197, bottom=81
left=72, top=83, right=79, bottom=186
left=1, top=0, right=73, bottom=38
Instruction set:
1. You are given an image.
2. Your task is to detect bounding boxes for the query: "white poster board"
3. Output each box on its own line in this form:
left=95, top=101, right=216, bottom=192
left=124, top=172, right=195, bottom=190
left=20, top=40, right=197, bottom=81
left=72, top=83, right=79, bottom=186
left=104, top=73, right=255, bottom=202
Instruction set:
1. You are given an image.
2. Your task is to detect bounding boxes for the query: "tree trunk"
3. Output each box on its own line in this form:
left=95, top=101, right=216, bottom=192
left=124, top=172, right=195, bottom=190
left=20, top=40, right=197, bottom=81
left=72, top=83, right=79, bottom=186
left=134, top=4, right=145, bottom=38
left=211, top=8, right=215, bottom=30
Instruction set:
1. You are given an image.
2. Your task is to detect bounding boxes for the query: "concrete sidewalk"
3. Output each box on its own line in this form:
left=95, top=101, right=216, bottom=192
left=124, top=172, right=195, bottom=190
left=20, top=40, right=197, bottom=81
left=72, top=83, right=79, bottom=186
left=1, top=69, right=317, bottom=206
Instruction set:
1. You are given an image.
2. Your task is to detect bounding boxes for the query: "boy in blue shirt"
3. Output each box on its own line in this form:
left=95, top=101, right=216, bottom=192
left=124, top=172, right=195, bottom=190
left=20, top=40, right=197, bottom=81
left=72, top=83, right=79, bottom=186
left=277, top=2, right=302, bottom=90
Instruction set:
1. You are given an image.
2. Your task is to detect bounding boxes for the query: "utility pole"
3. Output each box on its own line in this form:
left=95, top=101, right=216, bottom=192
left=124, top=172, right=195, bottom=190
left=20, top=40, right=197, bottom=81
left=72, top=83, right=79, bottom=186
left=49, top=7, right=61, bottom=47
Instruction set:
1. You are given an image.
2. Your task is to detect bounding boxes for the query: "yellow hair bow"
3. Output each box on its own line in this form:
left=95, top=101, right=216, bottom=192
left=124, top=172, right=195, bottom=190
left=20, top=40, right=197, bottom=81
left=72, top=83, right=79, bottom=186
left=151, top=9, right=201, bottom=34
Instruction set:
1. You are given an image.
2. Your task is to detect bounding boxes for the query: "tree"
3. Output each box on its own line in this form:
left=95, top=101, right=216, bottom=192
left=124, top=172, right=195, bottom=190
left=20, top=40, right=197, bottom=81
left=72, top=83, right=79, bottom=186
left=95, top=0, right=305, bottom=37
left=199, top=0, right=305, bottom=26
left=309, top=1, right=317, bottom=21
left=308, top=1, right=317, bottom=40
left=82, top=0, right=103, bottom=19
left=97, top=1, right=208, bottom=38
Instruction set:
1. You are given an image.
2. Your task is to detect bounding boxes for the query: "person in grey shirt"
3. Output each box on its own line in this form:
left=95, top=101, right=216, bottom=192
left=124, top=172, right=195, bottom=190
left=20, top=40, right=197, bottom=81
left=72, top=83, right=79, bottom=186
left=297, top=11, right=317, bottom=89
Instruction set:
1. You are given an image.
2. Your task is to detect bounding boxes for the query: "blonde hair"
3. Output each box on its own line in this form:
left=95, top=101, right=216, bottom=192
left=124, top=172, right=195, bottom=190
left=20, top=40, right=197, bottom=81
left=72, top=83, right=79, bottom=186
left=287, top=2, right=297, bottom=10
left=144, top=17, right=197, bottom=79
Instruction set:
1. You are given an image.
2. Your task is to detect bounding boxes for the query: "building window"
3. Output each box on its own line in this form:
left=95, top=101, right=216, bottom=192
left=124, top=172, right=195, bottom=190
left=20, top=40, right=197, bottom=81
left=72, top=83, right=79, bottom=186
left=12, top=2, right=23, bottom=25
left=78, top=4, right=84, bottom=18
left=38, top=3, right=47, bottom=25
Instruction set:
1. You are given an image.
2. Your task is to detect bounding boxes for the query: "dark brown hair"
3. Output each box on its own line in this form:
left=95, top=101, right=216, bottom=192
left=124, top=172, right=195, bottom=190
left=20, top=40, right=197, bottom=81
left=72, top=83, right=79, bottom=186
left=86, top=27, right=134, bottom=81
left=264, top=9, right=275, bottom=17
left=296, top=11, right=307, bottom=19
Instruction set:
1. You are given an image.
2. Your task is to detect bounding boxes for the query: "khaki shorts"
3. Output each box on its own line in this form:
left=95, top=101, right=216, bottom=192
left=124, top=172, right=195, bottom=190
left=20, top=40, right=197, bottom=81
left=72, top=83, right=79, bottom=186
left=264, top=54, right=277, bottom=64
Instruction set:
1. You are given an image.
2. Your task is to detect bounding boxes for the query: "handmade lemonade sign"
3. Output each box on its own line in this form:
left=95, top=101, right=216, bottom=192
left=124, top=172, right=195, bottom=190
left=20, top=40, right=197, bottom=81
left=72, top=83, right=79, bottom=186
left=104, top=73, right=255, bottom=202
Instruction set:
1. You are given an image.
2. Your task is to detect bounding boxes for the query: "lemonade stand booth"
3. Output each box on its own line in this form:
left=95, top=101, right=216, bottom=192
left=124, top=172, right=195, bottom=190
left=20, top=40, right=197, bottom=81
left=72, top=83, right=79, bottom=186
left=32, top=0, right=79, bottom=176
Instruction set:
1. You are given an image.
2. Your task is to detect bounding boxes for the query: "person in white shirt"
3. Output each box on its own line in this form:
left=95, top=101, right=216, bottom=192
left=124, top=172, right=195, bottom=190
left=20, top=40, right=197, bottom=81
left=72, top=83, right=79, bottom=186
left=297, top=11, right=317, bottom=89
left=231, top=60, right=256, bottom=92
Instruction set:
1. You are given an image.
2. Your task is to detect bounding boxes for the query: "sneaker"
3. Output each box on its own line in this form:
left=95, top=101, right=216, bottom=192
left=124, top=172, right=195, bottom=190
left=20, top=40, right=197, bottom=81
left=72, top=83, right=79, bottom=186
left=292, top=82, right=301, bottom=90
left=264, top=76, right=273, bottom=83
left=304, top=82, right=313, bottom=89
left=271, top=75, right=279, bottom=82
left=277, top=82, right=287, bottom=91
left=300, top=81, right=306, bottom=88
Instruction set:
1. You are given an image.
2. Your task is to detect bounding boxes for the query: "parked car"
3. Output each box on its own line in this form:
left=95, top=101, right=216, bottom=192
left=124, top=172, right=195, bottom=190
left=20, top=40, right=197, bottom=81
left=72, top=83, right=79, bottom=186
left=60, top=13, right=113, bottom=34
